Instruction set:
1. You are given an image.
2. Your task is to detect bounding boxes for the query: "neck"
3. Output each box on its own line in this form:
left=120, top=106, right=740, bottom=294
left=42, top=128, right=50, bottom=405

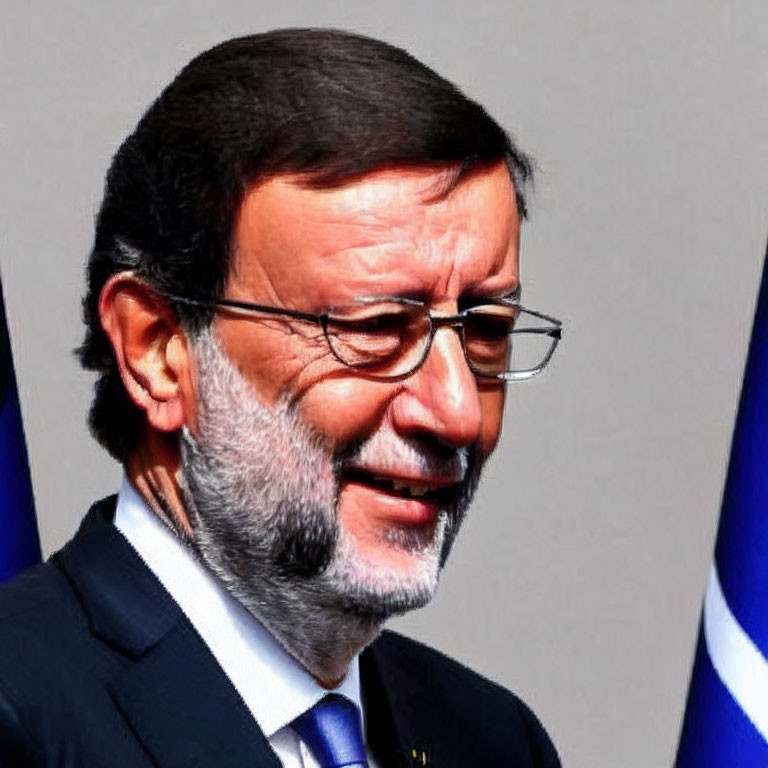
left=125, top=430, right=193, bottom=538
left=263, top=599, right=382, bottom=688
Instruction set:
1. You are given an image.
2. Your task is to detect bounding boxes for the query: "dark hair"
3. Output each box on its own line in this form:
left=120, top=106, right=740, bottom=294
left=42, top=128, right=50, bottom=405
left=78, top=28, right=534, bottom=461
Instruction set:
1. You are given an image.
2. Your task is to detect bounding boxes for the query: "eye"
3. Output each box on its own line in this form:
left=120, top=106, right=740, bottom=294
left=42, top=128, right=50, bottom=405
left=467, top=314, right=514, bottom=342
left=461, top=305, right=517, bottom=376
left=463, top=304, right=518, bottom=341
left=324, top=301, right=428, bottom=369
left=327, top=302, right=417, bottom=337
left=350, top=311, right=412, bottom=335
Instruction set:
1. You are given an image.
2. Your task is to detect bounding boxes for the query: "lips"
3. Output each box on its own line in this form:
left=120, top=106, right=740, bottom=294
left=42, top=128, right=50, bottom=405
left=343, top=467, right=460, bottom=504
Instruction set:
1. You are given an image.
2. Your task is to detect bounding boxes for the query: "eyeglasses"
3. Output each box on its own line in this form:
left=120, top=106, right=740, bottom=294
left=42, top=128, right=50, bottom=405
left=168, top=293, right=562, bottom=382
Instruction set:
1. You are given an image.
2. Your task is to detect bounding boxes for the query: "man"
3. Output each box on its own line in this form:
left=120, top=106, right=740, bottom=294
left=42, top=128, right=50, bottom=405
left=0, top=29, right=562, bottom=767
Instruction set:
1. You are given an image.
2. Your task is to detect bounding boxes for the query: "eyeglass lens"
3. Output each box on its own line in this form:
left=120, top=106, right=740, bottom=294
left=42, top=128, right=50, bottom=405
left=324, top=301, right=429, bottom=373
left=325, top=301, right=557, bottom=379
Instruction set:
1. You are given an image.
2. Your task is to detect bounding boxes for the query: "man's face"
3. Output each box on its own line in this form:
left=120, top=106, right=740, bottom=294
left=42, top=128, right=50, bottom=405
left=192, top=161, right=519, bottom=599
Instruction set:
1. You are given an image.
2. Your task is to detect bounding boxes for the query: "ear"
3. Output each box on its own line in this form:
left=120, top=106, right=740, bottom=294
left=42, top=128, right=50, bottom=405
left=98, top=272, right=195, bottom=433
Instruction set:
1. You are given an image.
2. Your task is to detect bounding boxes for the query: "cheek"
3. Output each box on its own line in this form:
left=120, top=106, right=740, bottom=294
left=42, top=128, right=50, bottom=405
left=214, top=315, right=393, bottom=446
left=478, top=387, right=506, bottom=457
left=214, top=318, right=327, bottom=404
left=298, top=380, right=505, bottom=455
left=296, top=379, right=395, bottom=448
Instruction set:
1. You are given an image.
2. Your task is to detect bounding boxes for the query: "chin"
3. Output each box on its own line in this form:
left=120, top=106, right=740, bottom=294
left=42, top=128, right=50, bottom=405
left=321, top=513, right=449, bottom=618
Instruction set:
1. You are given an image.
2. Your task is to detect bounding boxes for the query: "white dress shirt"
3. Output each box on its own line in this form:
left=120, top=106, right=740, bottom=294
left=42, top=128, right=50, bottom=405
left=114, top=476, right=380, bottom=768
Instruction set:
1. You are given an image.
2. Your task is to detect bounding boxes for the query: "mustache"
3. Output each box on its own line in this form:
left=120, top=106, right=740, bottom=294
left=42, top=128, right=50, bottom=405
left=336, top=430, right=470, bottom=484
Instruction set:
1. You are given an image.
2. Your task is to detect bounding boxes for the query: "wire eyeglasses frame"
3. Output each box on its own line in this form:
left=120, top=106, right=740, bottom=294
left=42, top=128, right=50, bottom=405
left=166, top=293, right=563, bottom=382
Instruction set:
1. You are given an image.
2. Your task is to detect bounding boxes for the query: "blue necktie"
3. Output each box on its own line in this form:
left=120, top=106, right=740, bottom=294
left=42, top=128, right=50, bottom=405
left=292, top=694, right=369, bottom=768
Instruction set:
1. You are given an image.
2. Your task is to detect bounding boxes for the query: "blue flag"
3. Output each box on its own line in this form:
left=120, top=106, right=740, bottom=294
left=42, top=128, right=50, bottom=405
left=675, top=244, right=768, bottom=767
left=0, top=276, right=41, bottom=581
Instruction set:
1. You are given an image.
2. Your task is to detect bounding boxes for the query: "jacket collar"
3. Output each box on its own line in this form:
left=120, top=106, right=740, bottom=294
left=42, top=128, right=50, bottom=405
left=56, top=497, right=280, bottom=767
left=362, top=632, right=494, bottom=768
left=57, top=496, right=177, bottom=654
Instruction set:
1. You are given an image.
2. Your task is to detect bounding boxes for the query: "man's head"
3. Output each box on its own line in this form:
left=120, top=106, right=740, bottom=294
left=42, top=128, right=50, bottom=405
left=82, top=29, right=536, bottom=680
left=79, top=29, right=532, bottom=459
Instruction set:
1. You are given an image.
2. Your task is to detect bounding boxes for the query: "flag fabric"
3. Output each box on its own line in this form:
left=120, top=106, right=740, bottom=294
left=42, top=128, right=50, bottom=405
left=0, top=275, right=41, bottom=581
left=675, top=244, right=768, bottom=767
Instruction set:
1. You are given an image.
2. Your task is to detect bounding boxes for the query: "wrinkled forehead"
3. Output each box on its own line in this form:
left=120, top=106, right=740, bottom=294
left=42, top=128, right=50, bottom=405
left=229, top=162, right=519, bottom=305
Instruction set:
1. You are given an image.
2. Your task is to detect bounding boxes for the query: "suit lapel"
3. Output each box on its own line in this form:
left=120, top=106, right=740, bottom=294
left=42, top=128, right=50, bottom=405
left=362, top=635, right=447, bottom=768
left=362, top=633, right=482, bottom=768
left=108, top=620, right=279, bottom=767
left=57, top=498, right=280, bottom=768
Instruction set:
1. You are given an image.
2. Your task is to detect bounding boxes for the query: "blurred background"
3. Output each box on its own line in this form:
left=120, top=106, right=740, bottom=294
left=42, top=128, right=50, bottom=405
left=2, top=1, right=768, bottom=765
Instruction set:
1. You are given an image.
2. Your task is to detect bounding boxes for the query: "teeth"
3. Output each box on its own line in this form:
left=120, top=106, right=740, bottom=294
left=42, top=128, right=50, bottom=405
left=379, top=477, right=434, bottom=497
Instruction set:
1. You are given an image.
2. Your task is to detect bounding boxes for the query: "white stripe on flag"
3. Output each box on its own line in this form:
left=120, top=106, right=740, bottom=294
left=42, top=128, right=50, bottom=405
left=704, top=562, right=768, bottom=742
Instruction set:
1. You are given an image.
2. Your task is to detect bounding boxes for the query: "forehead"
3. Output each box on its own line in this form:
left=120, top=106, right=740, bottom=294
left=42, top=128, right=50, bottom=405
left=229, top=162, right=520, bottom=306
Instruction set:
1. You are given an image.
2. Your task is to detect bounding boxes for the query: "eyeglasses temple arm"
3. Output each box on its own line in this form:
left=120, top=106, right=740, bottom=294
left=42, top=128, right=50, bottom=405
left=162, top=293, right=324, bottom=325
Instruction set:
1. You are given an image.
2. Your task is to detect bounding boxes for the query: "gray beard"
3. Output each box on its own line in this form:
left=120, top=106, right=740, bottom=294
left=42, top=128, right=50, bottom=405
left=178, top=328, right=481, bottom=682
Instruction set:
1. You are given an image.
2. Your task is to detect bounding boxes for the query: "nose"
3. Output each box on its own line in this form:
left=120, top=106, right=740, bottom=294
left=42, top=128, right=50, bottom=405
left=390, top=325, right=483, bottom=449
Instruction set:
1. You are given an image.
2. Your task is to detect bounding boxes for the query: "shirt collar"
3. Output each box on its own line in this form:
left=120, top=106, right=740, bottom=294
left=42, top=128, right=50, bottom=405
left=113, top=475, right=363, bottom=738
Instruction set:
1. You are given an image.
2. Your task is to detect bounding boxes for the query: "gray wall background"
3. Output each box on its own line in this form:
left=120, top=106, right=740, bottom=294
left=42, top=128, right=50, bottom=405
left=2, top=1, right=768, bottom=765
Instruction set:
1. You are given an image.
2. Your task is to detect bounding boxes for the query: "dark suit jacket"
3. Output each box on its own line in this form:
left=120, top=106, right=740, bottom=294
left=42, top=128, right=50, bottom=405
left=0, top=497, right=560, bottom=767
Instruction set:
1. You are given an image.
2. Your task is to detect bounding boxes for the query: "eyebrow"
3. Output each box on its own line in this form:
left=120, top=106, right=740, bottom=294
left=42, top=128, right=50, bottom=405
left=464, top=283, right=521, bottom=303
left=363, top=283, right=522, bottom=305
left=489, top=284, right=522, bottom=301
